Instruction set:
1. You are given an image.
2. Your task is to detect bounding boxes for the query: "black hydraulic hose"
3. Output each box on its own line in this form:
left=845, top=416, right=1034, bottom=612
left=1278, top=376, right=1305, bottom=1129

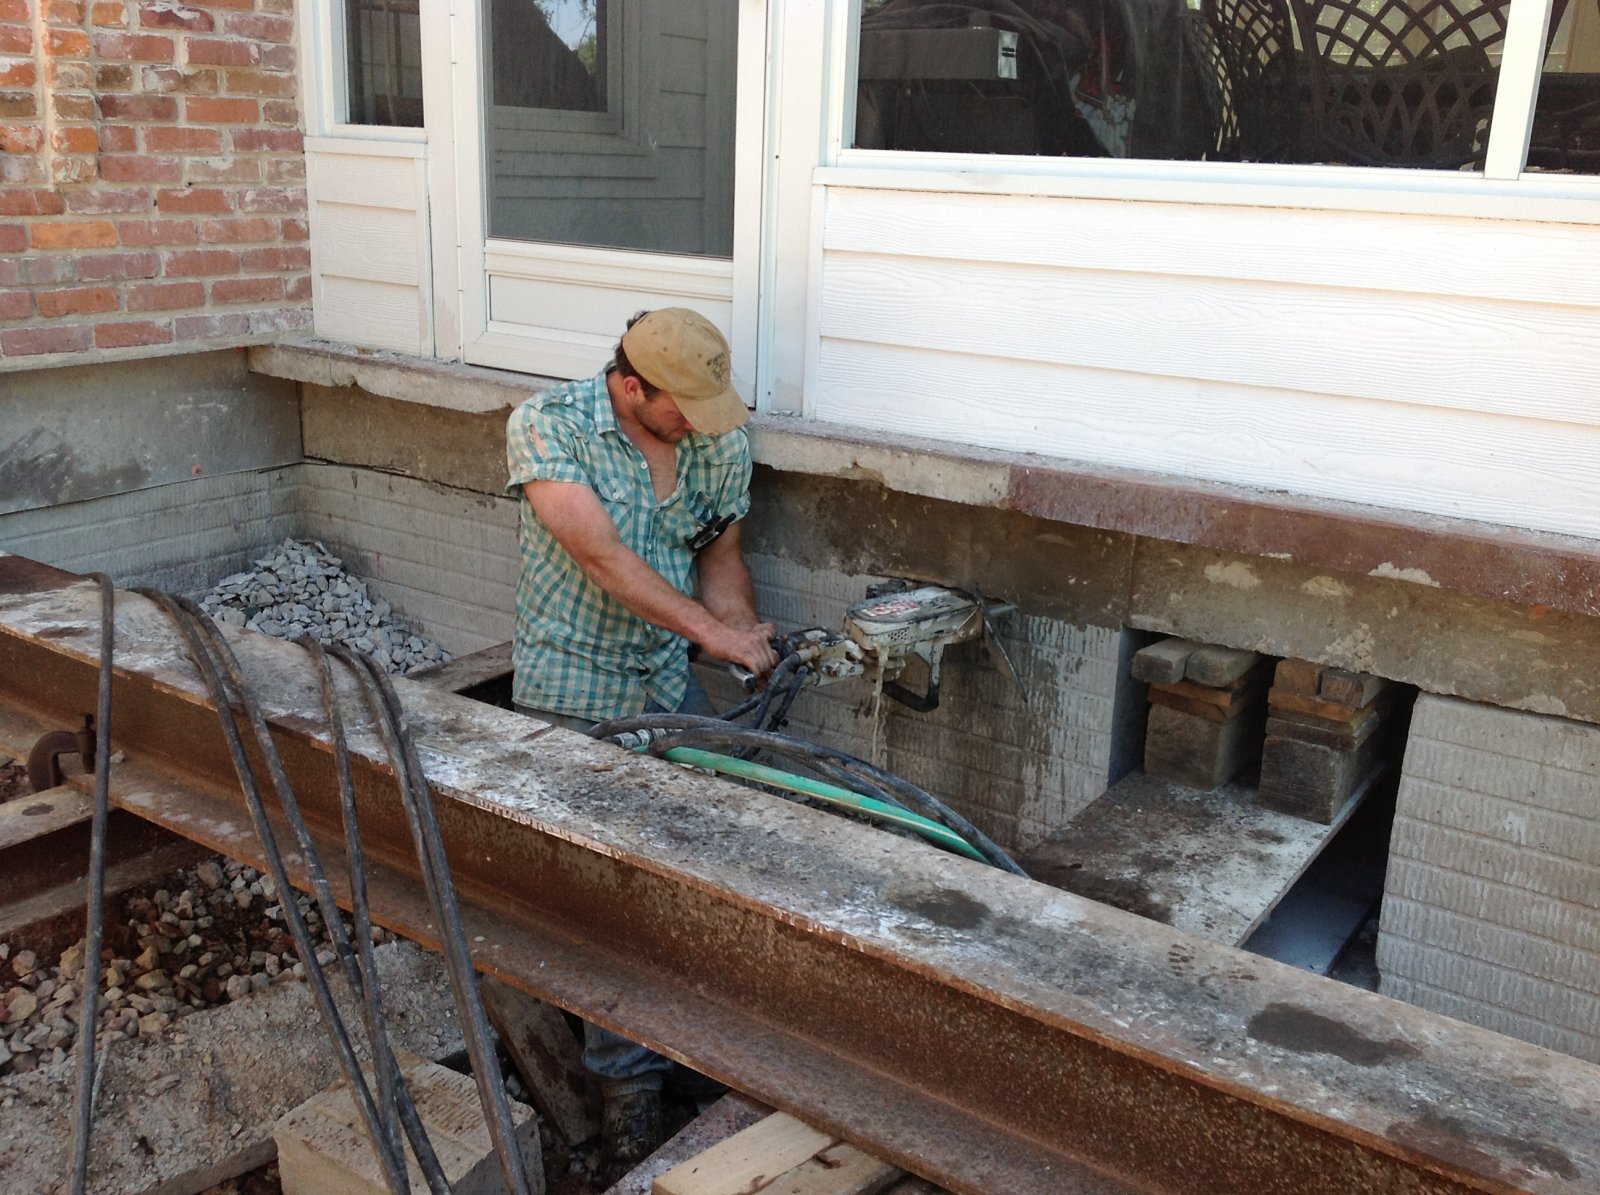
left=333, top=648, right=535, bottom=1195
left=302, top=640, right=450, bottom=1193
left=765, top=664, right=810, bottom=732
left=747, top=651, right=803, bottom=732
left=69, top=573, right=113, bottom=1195
left=586, top=714, right=1028, bottom=876
left=140, top=591, right=414, bottom=1195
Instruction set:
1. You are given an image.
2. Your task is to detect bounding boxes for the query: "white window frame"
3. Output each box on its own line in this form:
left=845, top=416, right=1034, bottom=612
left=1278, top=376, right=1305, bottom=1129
left=818, top=0, right=1600, bottom=224
left=298, top=0, right=428, bottom=144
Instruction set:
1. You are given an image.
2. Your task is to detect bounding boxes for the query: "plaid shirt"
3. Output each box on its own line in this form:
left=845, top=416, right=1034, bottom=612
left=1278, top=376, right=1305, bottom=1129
left=505, top=372, right=752, bottom=720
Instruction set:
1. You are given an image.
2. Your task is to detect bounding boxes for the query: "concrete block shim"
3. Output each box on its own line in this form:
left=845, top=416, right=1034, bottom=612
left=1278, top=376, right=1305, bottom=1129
left=0, top=942, right=467, bottom=1195
left=1379, top=694, right=1600, bottom=1064
left=276, top=1049, right=543, bottom=1195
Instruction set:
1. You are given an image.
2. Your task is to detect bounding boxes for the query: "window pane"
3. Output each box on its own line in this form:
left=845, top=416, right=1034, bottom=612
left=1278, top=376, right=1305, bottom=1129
left=1527, top=0, right=1600, bottom=173
left=346, top=0, right=424, bottom=127
left=485, top=1, right=738, bottom=257
left=852, top=0, right=1516, bottom=169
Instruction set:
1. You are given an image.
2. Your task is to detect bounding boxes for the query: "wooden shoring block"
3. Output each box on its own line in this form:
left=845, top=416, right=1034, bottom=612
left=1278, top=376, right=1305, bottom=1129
left=1184, top=645, right=1261, bottom=688
left=481, top=975, right=600, bottom=1146
left=1149, top=677, right=1264, bottom=710
left=1319, top=668, right=1388, bottom=708
left=1130, top=638, right=1200, bottom=684
left=1257, top=726, right=1388, bottom=823
left=1265, top=710, right=1381, bottom=752
left=653, top=1112, right=900, bottom=1195
left=1272, top=658, right=1325, bottom=697
left=1268, top=689, right=1369, bottom=725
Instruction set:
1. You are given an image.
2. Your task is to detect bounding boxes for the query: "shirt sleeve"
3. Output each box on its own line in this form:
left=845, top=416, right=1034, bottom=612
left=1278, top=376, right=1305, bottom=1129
left=506, top=396, right=588, bottom=493
left=720, top=428, right=753, bottom=523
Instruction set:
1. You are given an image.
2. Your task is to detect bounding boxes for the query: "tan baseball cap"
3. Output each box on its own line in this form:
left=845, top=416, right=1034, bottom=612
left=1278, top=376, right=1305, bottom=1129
left=620, top=308, right=748, bottom=435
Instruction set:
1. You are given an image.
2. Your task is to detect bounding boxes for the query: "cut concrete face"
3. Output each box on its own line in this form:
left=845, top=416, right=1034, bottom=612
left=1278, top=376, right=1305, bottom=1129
left=1381, top=693, right=1600, bottom=1064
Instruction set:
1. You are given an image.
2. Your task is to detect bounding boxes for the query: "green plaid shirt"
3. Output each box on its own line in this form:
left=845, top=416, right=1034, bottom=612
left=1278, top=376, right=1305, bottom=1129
left=505, top=372, right=752, bottom=720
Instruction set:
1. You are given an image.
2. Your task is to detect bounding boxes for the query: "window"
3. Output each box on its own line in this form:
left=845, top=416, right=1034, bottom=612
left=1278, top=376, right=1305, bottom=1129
left=345, top=0, right=424, bottom=126
left=850, top=0, right=1600, bottom=173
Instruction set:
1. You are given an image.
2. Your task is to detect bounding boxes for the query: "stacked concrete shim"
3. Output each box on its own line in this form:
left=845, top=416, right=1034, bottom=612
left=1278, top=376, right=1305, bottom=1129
left=1134, top=639, right=1268, bottom=791
left=1258, top=660, right=1391, bottom=822
left=1380, top=695, right=1600, bottom=1065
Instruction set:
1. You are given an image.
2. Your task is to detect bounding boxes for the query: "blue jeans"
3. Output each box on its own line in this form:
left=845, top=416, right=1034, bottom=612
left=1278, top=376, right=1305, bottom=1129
left=516, top=670, right=716, bottom=1092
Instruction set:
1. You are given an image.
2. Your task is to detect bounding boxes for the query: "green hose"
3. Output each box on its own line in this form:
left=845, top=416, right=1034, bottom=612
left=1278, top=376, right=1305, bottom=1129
left=658, top=745, right=988, bottom=864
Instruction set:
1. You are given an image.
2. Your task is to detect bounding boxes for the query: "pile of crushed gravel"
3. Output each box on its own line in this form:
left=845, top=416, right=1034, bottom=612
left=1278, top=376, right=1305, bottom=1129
left=198, top=538, right=450, bottom=675
left=0, top=857, right=391, bottom=1085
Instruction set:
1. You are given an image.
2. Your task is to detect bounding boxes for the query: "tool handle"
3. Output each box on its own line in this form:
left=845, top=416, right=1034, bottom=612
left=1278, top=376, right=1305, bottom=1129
left=728, top=663, right=759, bottom=692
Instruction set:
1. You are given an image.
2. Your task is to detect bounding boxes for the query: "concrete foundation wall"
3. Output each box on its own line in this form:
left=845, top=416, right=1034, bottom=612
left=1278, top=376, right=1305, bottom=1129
left=1380, top=694, right=1600, bottom=1064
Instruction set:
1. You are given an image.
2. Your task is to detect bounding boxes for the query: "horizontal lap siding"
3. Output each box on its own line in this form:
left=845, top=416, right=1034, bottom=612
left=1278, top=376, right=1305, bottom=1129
left=814, top=188, right=1600, bottom=539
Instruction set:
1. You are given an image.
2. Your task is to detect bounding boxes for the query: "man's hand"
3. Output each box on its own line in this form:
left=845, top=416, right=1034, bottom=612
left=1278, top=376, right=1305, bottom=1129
left=706, top=622, right=779, bottom=678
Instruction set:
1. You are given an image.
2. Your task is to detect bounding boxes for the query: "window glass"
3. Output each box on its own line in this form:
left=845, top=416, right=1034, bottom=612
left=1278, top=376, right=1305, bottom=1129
left=346, top=0, right=424, bottom=126
left=852, top=0, right=1520, bottom=169
left=492, top=0, right=608, bottom=111
left=1527, top=0, right=1600, bottom=172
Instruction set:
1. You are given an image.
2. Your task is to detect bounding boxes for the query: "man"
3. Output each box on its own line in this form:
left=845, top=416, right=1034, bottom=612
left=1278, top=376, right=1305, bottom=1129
left=504, top=308, right=778, bottom=1177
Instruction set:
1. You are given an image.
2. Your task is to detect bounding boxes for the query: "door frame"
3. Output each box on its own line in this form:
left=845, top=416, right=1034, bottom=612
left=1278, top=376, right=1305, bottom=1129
left=444, top=0, right=773, bottom=397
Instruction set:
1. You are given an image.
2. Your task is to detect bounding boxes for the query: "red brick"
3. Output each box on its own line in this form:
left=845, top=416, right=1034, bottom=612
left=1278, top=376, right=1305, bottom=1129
left=220, top=67, right=293, bottom=98
left=0, top=222, right=22, bottom=252
left=250, top=306, right=310, bottom=334
left=0, top=255, right=73, bottom=285
left=278, top=217, right=307, bottom=242
left=0, top=289, right=31, bottom=320
left=94, top=62, right=133, bottom=89
left=184, top=95, right=254, bottom=122
left=144, top=125, right=221, bottom=152
left=100, top=154, right=181, bottom=183
left=263, top=157, right=304, bottom=184
left=46, top=0, right=85, bottom=23
left=199, top=216, right=272, bottom=243
left=137, top=1, right=210, bottom=30
left=46, top=59, right=91, bottom=87
left=141, top=65, right=216, bottom=93
left=174, top=311, right=248, bottom=338
left=76, top=250, right=159, bottom=280
left=0, top=26, right=32, bottom=53
left=36, top=285, right=118, bottom=317
left=256, top=0, right=291, bottom=14
left=259, top=43, right=293, bottom=72
left=163, top=247, right=237, bottom=275
left=1, top=324, right=92, bottom=355
left=99, top=123, right=136, bottom=151
left=92, top=30, right=172, bottom=60
left=31, top=219, right=117, bottom=248
left=155, top=186, right=230, bottom=214
left=45, top=28, right=89, bottom=55
left=116, top=216, right=195, bottom=245
left=261, top=99, right=297, bottom=125
left=99, top=92, right=177, bottom=120
left=127, top=280, right=202, bottom=310
left=0, top=0, right=28, bottom=19
left=211, top=275, right=281, bottom=303
left=67, top=187, right=150, bottom=213
left=185, top=156, right=259, bottom=183
left=54, top=93, right=97, bottom=120
left=0, top=188, right=63, bottom=217
left=238, top=186, right=302, bottom=213
left=0, top=61, right=36, bottom=88
left=0, top=124, right=42, bottom=152
left=92, top=1, right=127, bottom=26
left=184, top=36, right=256, bottom=66
left=240, top=245, right=307, bottom=272
left=0, top=154, right=48, bottom=184
left=52, top=156, right=97, bottom=184
left=285, top=273, right=311, bottom=302
left=0, top=92, right=37, bottom=118
left=222, top=11, right=290, bottom=40
left=52, top=126, right=98, bottom=153
left=230, top=128, right=299, bottom=153
left=95, top=318, right=172, bottom=347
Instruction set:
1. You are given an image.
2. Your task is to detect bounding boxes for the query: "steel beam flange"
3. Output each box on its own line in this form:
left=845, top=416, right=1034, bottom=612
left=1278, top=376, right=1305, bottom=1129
left=2, top=555, right=1599, bottom=1195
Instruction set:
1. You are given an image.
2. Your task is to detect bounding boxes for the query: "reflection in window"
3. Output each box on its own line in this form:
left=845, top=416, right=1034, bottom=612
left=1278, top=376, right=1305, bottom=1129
left=852, top=0, right=1555, bottom=170
left=1528, top=0, right=1600, bottom=172
left=494, top=0, right=607, bottom=111
left=346, top=0, right=424, bottom=126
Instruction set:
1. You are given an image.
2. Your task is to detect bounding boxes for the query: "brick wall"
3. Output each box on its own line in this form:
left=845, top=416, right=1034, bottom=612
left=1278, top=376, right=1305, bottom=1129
left=0, top=0, right=309, bottom=366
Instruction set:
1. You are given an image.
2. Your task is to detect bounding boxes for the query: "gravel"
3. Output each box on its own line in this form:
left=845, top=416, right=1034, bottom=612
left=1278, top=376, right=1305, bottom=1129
left=198, top=538, right=450, bottom=676
left=0, top=856, right=394, bottom=1084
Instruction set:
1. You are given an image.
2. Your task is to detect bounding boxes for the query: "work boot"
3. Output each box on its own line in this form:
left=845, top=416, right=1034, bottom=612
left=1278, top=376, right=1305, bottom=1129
left=598, top=1085, right=665, bottom=1186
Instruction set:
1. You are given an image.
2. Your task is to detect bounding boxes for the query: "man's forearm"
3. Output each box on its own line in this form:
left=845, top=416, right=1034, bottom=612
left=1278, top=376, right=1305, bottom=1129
left=579, top=538, right=733, bottom=652
left=697, top=524, right=762, bottom=630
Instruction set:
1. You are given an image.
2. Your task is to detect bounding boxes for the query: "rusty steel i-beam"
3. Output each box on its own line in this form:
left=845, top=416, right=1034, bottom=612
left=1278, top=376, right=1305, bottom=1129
left=1, top=553, right=1597, bottom=1195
